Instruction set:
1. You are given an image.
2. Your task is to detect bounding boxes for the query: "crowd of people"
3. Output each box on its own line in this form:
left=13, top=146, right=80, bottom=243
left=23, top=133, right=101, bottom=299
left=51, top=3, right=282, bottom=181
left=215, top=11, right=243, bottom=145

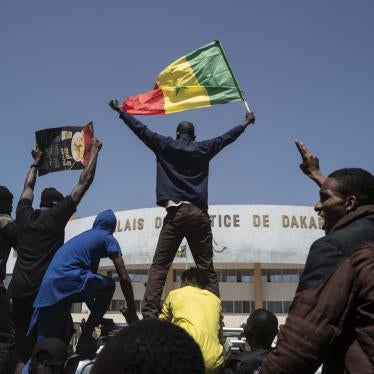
left=0, top=101, right=373, bottom=374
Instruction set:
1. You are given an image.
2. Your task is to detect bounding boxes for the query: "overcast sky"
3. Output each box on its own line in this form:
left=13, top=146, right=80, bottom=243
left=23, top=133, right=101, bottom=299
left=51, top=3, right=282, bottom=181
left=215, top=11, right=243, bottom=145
left=1, top=1, right=373, bottom=217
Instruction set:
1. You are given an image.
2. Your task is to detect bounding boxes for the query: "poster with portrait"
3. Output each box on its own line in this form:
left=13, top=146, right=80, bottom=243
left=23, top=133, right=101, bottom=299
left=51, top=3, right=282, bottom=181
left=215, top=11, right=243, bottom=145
left=35, top=122, right=94, bottom=176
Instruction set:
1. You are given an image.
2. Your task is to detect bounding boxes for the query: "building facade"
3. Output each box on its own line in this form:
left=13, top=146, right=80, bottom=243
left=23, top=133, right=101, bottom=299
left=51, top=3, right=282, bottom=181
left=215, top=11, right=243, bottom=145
left=6, top=204, right=324, bottom=326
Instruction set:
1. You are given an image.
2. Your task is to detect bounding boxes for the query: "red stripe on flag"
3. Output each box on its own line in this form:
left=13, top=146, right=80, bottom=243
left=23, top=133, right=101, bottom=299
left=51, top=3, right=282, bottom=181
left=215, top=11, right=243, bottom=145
left=122, top=87, right=165, bottom=115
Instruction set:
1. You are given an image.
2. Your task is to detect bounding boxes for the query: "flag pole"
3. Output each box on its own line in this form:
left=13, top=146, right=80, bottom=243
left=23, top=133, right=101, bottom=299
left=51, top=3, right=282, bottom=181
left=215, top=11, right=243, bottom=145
left=215, top=40, right=252, bottom=113
left=243, top=100, right=252, bottom=113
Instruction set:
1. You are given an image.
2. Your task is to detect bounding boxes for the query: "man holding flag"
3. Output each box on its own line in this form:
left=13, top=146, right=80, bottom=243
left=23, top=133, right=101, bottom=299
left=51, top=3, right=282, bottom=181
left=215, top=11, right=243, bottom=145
left=109, top=100, right=254, bottom=318
left=109, top=40, right=255, bottom=318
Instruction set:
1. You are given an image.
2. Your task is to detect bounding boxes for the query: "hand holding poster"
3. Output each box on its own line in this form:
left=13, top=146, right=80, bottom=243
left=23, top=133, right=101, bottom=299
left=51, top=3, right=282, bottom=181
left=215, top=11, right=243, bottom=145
left=35, top=123, right=94, bottom=176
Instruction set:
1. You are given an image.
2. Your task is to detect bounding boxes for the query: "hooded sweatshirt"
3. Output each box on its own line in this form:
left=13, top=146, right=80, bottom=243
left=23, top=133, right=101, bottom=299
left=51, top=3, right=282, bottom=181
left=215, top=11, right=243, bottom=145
left=32, top=209, right=121, bottom=309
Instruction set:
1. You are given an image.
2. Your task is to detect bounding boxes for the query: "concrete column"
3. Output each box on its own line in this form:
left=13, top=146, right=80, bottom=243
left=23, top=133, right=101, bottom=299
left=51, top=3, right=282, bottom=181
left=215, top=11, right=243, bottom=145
left=163, top=264, right=174, bottom=299
left=253, top=263, right=263, bottom=309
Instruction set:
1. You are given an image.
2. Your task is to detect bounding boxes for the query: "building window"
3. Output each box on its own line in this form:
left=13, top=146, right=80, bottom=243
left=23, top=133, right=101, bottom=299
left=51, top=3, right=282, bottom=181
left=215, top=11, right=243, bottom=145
left=222, top=301, right=234, bottom=313
left=282, top=269, right=301, bottom=282
left=132, top=270, right=149, bottom=283
left=174, top=270, right=184, bottom=282
left=109, top=299, right=142, bottom=313
left=269, top=270, right=283, bottom=282
left=263, top=300, right=293, bottom=314
left=261, top=269, right=303, bottom=283
left=216, top=269, right=254, bottom=283
left=264, top=301, right=283, bottom=314
left=234, top=300, right=254, bottom=313
left=221, top=300, right=255, bottom=314
left=283, top=301, right=292, bottom=313
left=238, top=270, right=254, bottom=283
left=110, top=270, right=149, bottom=283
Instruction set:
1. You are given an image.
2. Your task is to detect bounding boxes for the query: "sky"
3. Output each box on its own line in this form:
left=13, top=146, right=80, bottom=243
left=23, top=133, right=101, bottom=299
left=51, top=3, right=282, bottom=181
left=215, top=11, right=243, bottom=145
left=1, top=1, right=373, bottom=218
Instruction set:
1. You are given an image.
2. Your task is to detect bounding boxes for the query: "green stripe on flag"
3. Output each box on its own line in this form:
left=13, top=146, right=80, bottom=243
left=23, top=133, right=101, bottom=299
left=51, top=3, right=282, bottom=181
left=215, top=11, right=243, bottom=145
left=185, top=41, right=242, bottom=105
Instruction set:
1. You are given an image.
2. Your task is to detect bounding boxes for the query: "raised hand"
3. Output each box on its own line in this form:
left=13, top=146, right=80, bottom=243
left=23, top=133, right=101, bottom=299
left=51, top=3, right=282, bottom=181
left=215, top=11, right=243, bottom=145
left=242, top=111, right=256, bottom=128
left=31, top=145, right=43, bottom=166
left=109, top=99, right=122, bottom=113
left=295, top=140, right=326, bottom=187
left=90, top=137, right=102, bottom=154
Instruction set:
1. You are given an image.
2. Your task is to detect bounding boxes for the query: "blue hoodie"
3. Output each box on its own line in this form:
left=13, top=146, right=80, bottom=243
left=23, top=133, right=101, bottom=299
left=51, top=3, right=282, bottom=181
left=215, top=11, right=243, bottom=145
left=32, top=209, right=121, bottom=309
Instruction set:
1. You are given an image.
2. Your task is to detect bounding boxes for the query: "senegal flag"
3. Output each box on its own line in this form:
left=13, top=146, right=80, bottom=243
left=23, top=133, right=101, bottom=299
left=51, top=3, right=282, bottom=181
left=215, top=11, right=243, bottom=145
left=122, top=40, right=245, bottom=115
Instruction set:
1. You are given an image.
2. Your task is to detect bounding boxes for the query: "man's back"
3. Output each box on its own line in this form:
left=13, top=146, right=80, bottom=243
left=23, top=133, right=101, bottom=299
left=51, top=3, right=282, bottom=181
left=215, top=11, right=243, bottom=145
left=118, top=111, right=245, bottom=209
left=159, top=285, right=223, bottom=372
left=225, top=349, right=271, bottom=374
left=8, top=196, right=76, bottom=298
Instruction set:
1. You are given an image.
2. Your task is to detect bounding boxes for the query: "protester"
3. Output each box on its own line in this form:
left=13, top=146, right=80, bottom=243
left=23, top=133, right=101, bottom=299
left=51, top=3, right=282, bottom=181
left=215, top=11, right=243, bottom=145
left=224, top=309, right=278, bottom=374
left=261, top=158, right=374, bottom=372
left=109, top=99, right=255, bottom=318
left=8, top=138, right=102, bottom=371
left=29, top=337, right=67, bottom=374
left=91, top=319, right=205, bottom=374
left=0, top=186, right=16, bottom=373
left=26, top=209, right=138, bottom=361
left=159, top=267, right=224, bottom=374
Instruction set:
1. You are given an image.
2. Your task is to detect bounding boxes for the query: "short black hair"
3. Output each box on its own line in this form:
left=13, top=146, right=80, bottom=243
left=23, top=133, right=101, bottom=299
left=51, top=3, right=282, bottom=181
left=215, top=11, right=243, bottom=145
left=40, top=187, right=64, bottom=208
left=181, top=267, right=209, bottom=289
left=328, top=168, right=374, bottom=206
left=0, top=185, right=13, bottom=214
left=244, top=309, right=278, bottom=349
left=176, top=121, right=195, bottom=138
left=91, top=319, right=204, bottom=374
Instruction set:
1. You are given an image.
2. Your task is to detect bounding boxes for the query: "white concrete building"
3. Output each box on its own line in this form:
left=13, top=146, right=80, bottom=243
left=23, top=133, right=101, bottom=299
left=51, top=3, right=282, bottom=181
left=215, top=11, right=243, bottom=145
left=6, top=204, right=324, bottom=326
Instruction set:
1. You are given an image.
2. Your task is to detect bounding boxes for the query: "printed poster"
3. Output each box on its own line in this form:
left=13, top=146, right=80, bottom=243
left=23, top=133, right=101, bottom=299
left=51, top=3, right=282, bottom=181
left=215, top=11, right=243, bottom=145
left=35, top=122, right=94, bottom=176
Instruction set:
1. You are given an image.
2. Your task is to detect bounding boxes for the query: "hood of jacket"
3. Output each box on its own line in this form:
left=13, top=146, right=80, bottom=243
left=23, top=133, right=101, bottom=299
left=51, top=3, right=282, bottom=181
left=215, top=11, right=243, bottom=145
left=92, top=209, right=117, bottom=233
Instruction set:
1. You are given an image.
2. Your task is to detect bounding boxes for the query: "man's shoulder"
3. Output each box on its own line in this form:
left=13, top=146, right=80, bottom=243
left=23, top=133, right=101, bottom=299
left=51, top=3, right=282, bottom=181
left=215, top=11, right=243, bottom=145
left=325, top=214, right=374, bottom=255
left=16, top=198, right=36, bottom=222
left=17, top=197, right=33, bottom=210
left=177, top=286, right=221, bottom=302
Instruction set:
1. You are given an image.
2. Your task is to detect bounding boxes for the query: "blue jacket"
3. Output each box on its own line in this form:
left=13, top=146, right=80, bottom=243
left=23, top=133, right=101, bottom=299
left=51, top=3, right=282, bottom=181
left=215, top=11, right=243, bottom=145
left=27, top=209, right=121, bottom=335
left=119, top=112, right=245, bottom=210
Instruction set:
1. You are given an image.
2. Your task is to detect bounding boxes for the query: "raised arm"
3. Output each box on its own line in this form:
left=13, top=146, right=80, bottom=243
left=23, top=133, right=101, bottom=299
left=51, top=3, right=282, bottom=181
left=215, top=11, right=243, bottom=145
left=295, top=140, right=326, bottom=187
left=70, top=138, right=102, bottom=205
left=20, top=146, right=43, bottom=201
left=109, top=99, right=165, bottom=152
left=206, top=111, right=256, bottom=158
left=109, top=253, right=139, bottom=323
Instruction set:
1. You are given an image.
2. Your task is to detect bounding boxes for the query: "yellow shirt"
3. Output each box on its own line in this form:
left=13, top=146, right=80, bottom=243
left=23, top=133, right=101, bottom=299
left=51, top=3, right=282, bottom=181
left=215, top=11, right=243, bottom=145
left=159, top=286, right=224, bottom=374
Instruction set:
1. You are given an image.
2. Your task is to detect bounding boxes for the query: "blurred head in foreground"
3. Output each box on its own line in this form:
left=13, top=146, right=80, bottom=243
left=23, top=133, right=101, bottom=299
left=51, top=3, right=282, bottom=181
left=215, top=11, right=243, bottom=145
left=91, top=319, right=204, bottom=374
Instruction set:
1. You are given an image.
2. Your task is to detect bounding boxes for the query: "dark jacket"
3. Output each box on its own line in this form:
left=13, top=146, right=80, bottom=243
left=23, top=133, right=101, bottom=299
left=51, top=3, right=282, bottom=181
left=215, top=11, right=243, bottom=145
left=225, top=348, right=271, bottom=374
left=261, top=205, right=374, bottom=373
left=119, top=112, right=245, bottom=210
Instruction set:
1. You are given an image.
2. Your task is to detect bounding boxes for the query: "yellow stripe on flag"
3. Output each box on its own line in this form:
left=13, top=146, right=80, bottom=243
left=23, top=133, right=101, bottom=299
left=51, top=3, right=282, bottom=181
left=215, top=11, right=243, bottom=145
left=156, top=56, right=211, bottom=114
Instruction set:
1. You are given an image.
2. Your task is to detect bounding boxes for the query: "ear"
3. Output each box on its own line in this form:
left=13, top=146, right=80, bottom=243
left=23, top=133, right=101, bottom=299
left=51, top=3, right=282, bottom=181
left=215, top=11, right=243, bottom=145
left=345, top=195, right=358, bottom=213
